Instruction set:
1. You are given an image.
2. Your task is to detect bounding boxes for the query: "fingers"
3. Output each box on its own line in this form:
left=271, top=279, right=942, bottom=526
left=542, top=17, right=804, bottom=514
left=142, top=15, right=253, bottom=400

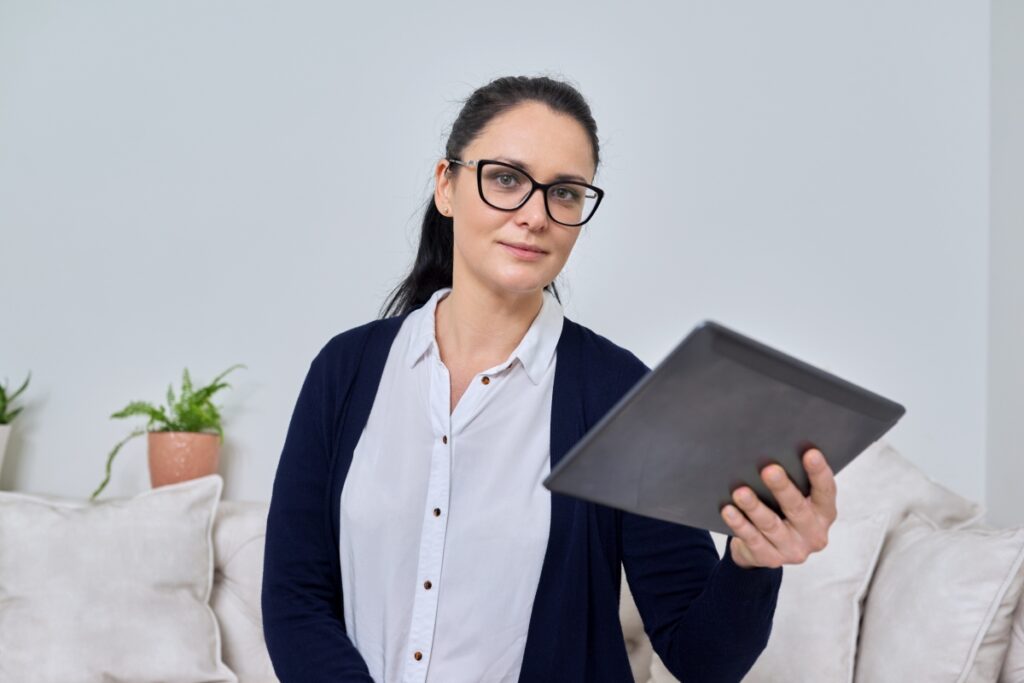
left=760, top=462, right=817, bottom=532
left=720, top=501, right=784, bottom=568
left=728, top=480, right=796, bottom=558
left=804, top=448, right=838, bottom=522
left=720, top=448, right=839, bottom=567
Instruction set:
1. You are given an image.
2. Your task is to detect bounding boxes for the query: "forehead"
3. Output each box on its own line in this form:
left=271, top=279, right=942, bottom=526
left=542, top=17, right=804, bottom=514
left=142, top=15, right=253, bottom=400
left=465, top=101, right=596, bottom=182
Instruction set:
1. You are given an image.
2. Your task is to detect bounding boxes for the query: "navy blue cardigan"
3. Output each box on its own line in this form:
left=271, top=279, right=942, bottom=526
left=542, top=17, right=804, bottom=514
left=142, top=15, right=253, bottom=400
left=262, top=309, right=783, bottom=682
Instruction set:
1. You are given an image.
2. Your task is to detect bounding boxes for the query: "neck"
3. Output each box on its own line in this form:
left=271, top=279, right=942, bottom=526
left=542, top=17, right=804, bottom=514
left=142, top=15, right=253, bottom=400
left=434, top=275, right=545, bottom=368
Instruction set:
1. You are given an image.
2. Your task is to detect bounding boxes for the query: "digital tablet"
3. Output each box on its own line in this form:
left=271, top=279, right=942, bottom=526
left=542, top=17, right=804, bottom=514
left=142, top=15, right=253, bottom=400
left=542, top=319, right=906, bottom=536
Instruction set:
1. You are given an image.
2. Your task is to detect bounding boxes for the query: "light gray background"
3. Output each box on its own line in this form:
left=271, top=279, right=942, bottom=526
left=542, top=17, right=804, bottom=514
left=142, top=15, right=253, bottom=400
left=1, top=2, right=1019, bottom=523
left=988, top=0, right=1024, bottom=527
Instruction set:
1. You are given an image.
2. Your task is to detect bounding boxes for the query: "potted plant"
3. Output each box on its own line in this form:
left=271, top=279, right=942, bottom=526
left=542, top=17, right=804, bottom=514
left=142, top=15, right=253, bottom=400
left=91, top=363, right=246, bottom=500
left=0, top=372, right=31, bottom=477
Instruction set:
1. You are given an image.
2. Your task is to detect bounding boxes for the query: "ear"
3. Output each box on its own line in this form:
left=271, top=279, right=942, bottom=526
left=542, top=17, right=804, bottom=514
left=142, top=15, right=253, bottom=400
left=434, top=158, right=453, bottom=216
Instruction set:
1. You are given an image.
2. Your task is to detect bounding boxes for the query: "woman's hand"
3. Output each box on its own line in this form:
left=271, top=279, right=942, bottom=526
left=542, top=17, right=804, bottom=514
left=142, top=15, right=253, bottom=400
left=720, top=447, right=838, bottom=569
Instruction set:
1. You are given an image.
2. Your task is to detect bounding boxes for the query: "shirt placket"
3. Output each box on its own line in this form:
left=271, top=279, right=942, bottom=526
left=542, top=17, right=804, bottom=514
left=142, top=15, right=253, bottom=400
left=401, top=349, right=458, bottom=683
left=403, top=346, right=512, bottom=683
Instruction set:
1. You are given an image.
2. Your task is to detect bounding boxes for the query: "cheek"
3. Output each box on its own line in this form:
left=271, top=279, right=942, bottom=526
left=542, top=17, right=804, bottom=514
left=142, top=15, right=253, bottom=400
left=452, top=215, right=501, bottom=260
left=550, top=234, right=579, bottom=263
left=456, top=206, right=503, bottom=244
left=452, top=215, right=578, bottom=280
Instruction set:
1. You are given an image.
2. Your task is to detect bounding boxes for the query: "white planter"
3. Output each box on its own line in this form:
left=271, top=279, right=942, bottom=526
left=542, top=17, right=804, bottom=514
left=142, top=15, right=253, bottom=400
left=0, top=423, right=10, bottom=476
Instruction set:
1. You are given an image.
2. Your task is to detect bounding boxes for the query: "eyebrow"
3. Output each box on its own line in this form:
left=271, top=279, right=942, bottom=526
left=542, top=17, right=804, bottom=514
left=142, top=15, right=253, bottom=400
left=493, top=156, right=590, bottom=184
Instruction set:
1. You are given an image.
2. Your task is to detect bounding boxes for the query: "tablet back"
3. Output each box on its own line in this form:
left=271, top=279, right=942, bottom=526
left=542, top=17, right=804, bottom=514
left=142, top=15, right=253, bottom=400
left=542, top=320, right=906, bottom=536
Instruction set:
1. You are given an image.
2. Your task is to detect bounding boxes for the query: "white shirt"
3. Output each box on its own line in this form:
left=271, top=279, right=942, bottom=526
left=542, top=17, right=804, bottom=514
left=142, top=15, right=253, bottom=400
left=340, top=285, right=565, bottom=683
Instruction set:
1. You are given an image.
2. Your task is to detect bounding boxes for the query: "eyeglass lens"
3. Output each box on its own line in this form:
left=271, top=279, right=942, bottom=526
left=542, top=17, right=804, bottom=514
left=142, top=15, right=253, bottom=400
left=480, top=162, right=598, bottom=226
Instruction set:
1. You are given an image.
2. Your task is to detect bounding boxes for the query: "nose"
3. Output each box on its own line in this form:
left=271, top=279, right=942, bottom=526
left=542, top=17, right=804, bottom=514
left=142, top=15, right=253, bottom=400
left=514, top=186, right=549, bottom=229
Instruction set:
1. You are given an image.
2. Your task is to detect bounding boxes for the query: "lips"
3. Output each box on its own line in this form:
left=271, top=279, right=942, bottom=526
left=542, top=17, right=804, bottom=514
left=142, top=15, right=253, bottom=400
left=500, top=241, right=547, bottom=254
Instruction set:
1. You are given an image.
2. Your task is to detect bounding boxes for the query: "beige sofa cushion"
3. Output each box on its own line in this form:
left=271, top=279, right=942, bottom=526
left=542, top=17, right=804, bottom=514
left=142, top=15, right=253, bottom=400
left=0, top=474, right=236, bottom=683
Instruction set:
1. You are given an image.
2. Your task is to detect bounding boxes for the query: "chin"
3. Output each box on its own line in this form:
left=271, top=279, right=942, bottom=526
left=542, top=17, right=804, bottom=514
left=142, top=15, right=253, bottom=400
left=491, top=272, right=553, bottom=294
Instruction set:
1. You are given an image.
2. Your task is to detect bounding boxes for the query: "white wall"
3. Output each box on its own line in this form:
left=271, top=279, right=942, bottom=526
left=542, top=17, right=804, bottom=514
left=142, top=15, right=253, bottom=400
left=987, top=0, right=1024, bottom=527
left=0, top=2, right=994, bottom=508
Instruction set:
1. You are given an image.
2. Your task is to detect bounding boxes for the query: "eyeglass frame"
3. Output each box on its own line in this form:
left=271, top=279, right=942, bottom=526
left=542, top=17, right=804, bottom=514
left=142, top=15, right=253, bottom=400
left=445, top=157, right=605, bottom=227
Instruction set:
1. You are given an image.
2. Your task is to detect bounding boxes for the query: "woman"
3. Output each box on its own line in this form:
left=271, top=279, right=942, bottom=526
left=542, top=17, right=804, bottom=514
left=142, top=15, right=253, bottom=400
left=261, top=75, right=838, bottom=683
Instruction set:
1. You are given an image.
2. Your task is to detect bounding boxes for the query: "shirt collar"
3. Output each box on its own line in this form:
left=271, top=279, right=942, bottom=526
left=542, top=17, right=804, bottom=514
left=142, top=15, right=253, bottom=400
left=404, top=286, right=564, bottom=385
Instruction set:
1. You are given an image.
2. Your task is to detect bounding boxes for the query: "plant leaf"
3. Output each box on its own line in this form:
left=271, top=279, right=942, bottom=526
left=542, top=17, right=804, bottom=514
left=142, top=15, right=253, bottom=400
left=110, top=401, right=171, bottom=430
left=0, top=371, right=30, bottom=423
left=209, top=364, right=246, bottom=386
left=90, top=428, right=146, bottom=500
left=111, top=401, right=157, bottom=420
left=8, top=372, right=30, bottom=402
left=182, top=367, right=193, bottom=398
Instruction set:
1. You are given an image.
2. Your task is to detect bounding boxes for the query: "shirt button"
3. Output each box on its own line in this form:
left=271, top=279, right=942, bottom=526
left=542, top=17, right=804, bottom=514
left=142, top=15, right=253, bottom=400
left=413, top=651, right=423, bottom=661
left=481, top=376, right=490, bottom=385
left=433, top=507, right=441, bottom=517
left=424, top=580, right=432, bottom=590
left=442, top=435, right=448, bottom=444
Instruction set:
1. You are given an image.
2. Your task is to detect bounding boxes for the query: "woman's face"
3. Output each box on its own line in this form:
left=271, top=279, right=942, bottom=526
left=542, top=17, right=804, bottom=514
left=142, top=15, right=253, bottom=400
left=435, top=100, right=597, bottom=299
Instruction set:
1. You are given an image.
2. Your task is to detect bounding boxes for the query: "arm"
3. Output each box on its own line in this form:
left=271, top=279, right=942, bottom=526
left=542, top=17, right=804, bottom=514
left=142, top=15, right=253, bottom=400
left=261, top=347, right=375, bottom=682
left=621, top=511, right=783, bottom=682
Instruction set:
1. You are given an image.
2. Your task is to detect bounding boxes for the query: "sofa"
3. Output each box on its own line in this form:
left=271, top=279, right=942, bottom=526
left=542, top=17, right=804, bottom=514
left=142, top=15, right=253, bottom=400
left=1, top=438, right=1022, bottom=682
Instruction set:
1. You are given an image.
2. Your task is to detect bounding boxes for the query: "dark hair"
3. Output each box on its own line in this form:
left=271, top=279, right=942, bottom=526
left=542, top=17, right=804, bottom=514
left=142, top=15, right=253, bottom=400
left=377, top=74, right=601, bottom=319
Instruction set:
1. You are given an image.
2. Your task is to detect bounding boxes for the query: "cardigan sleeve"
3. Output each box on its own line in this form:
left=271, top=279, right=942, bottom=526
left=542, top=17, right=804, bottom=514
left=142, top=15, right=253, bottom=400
left=261, top=345, right=375, bottom=682
left=616, top=355, right=783, bottom=682
left=621, top=506, right=783, bottom=681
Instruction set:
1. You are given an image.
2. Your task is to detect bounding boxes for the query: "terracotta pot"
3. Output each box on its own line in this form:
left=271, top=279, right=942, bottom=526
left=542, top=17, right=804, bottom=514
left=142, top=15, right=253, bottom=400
left=147, top=431, right=220, bottom=488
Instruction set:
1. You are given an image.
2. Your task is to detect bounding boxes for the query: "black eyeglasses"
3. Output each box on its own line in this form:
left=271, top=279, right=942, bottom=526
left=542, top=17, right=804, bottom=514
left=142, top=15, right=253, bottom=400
left=446, top=158, right=604, bottom=227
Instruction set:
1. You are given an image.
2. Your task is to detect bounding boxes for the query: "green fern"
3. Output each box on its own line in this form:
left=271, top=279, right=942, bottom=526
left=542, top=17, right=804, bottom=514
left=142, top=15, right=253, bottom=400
left=0, top=372, right=31, bottom=425
left=90, top=363, right=246, bottom=500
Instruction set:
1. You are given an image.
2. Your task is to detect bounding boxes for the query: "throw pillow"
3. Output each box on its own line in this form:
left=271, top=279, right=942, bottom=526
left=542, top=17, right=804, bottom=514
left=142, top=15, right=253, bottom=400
left=999, top=597, right=1024, bottom=683
left=0, top=474, right=237, bottom=683
left=856, top=511, right=1024, bottom=682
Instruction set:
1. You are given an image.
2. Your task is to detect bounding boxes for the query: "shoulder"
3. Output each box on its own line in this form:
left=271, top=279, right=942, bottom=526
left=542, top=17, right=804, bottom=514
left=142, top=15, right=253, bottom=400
left=318, top=315, right=399, bottom=356
left=569, top=317, right=650, bottom=374
left=310, top=313, right=410, bottom=380
left=564, top=317, right=651, bottom=395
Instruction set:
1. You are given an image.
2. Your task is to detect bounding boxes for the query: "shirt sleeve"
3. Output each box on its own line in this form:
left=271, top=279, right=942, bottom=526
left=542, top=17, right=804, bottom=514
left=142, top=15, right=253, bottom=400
left=261, top=345, right=376, bottom=682
left=621, top=497, right=783, bottom=681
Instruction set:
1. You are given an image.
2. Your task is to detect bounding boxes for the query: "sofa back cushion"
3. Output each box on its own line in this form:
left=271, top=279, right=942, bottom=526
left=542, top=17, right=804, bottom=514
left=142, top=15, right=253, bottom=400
left=213, top=500, right=279, bottom=683
left=835, top=439, right=985, bottom=531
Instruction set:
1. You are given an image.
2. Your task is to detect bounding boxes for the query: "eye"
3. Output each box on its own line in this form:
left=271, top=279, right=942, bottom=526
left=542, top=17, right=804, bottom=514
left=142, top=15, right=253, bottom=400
left=552, top=185, right=581, bottom=202
left=484, top=166, right=527, bottom=192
